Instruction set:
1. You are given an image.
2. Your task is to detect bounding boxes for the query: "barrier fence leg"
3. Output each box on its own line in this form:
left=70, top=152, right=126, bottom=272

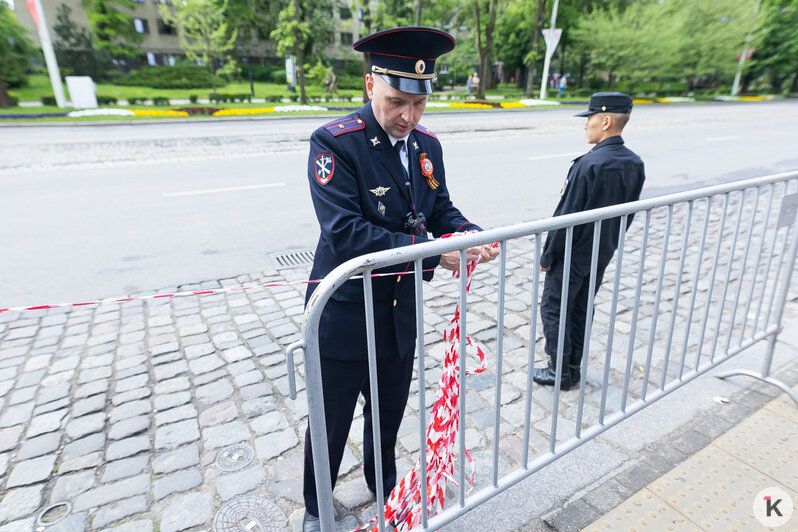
left=716, top=191, right=798, bottom=407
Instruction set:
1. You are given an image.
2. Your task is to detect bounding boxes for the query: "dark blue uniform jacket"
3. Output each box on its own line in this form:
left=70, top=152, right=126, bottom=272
left=306, top=101, right=479, bottom=361
left=540, top=136, right=645, bottom=275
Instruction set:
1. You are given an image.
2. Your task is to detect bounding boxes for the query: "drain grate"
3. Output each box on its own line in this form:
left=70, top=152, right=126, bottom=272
left=216, top=443, right=255, bottom=472
left=213, top=496, right=289, bottom=532
left=269, top=249, right=315, bottom=270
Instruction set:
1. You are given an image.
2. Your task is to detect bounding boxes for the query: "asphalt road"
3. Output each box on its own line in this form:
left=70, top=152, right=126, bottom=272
left=1, top=100, right=797, bottom=308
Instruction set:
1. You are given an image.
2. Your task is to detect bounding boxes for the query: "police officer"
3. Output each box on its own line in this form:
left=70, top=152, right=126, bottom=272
left=302, top=27, right=497, bottom=531
left=534, top=92, right=645, bottom=391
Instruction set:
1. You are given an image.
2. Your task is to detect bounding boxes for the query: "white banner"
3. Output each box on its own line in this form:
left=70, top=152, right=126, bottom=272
left=542, top=28, right=563, bottom=58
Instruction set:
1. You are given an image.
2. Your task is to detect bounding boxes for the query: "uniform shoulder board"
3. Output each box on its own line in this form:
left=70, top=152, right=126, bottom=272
left=414, top=124, right=438, bottom=141
left=323, top=115, right=365, bottom=137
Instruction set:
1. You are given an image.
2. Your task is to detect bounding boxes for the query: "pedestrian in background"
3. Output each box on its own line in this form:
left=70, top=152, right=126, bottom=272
left=559, top=74, right=567, bottom=97
left=302, top=26, right=498, bottom=532
left=534, top=92, right=645, bottom=390
left=466, top=73, right=473, bottom=94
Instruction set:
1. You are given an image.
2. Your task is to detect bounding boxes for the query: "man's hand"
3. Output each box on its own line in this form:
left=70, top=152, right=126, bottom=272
left=439, top=244, right=500, bottom=272
left=540, top=265, right=550, bottom=272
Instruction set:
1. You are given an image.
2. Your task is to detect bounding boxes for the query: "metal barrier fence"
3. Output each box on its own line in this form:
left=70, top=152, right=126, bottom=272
left=287, top=171, right=798, bottom=531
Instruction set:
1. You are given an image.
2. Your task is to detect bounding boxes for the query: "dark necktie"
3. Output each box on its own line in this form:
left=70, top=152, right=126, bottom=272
left=394, top=140, right=408, bottom=178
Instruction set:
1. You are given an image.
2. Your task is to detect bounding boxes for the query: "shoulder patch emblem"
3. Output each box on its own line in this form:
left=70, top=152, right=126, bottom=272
left=323, top=116, right=365, bottom=137
left=413, top=124, right=438, bottom=141
left=314, top=153, right=335, bottom=185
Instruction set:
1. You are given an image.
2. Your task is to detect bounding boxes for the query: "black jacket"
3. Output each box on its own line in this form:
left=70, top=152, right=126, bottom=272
left=540, top=135, right=645, bottom=274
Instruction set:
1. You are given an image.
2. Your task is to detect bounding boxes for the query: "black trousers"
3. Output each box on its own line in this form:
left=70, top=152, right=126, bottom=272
left=540, top=262, right=606, bottom=373
left=303, top=351, right=415, bottom=517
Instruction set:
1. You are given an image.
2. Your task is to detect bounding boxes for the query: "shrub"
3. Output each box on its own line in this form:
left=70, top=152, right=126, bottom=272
left=152, top=96, right=170, bottom=106
left=127, top=97, right=146, bottom=105
left=115, top=62, right=226, bottom=89
left=266, top=94, right=282, bottom=103
left=41, top=95, right=57, bottom=106
left=96, top=95, right=117, bottom=105
left=189, top=94, right=198, bottom=104
left=337, top=74, right=363, bottom=90
left=8, top=96, right=19, bottom=106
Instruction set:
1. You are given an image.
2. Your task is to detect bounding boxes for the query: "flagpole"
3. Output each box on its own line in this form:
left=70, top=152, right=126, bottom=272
left=538, top=0, right=560, bottom=100
left=30, top=0, right=67, bottom=107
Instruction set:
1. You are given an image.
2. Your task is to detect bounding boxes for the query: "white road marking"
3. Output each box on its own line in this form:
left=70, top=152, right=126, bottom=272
left=163, top=183, right=286, bottom=197
left=707, top=135, right=740, bottom=142
left=528, top=152, right=583, bottom=161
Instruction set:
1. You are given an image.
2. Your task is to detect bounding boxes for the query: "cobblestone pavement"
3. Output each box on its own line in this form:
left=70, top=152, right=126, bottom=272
left=1, top=184, right=796, bottom=531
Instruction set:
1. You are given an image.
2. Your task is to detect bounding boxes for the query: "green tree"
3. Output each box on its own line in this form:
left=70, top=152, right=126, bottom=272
left=745, top=0, right=798, bottom=92
left=81, top=0, right=142, bottom=59
left=0, top=3, right=36, bottom=107
left=53, top=3, right=110, bottom=79
left=472, top=0, right=501, bottom=98
left=160, top=0, right=238, bottom=93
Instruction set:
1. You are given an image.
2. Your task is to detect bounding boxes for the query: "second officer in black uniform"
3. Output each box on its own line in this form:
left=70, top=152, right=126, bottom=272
left=302, top=27, right=498, bottom=531
left=534, top=92, right=646, bottom=391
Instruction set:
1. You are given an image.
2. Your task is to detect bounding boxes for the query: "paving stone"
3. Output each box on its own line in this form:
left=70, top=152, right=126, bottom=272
left=72, top=474, right=150, bottom=512
left=16, top=369, right=45, bottom=388
left=61, top=432, right=106, bottom=461
left=115, top=364, right=147, bottom=380
left=155, top=404, right=197, bottom=426
left=334, top=478, right=374, bottom=510
left=65, top=412, right=106, bottom=439
left=160, top=492, right=213, bottom=532
left=27, top=408, right=68, bottom=437
left=0, top=517, right=35, bottom=532
left=196, top=378, right=234, bottom=405
left=153, top=469, right=203, bottom=501
left=156, top=419, right=200, bottom=450
left=109, top=399, right=151, bottom=423
left=240, top=382, right=273, bottom=400
left=59, top=452, right=103, bottom=474
left=227, top=359, right=256, bottom=376
left=154, top=360, right=188, bottom=381
left=50, top=470, right=96, bottom=502
left=222, top=345, right=253, bottom=363
left=72, top=393, right=107, bottom=417
left=74, top=379, right=109, bottom=399
left=203, top=419, right=251, bottom=450
left=97, top=519, right=153, bottom=532
left=251, top=411, right=290, bottom=435
left=216, top=464, right=267, bottom=501
left=17, top=432, right=61, bottom=460
left=242, top=397, right=276, bottom=418
left=152, top=444, right=200, bottom=475
left=78, top=366, right=112, bottom=384
left=0, top=453, right=8, bottom=477
left=106, top=435, right=150, bottom=461
left=102, top=454, right=150, bottom=483
left=254, top=428, right=299, bottom=461
left=92, top=495, right=148, bottom=528
left=108, top=415, right=151, bottom=440
left=6, top=454, right=56, bottom=487
left=36, top=382, right=71, bottom=406
left=0, top=425, right=24, bottom=452
left=0, top=402, right=34, bottom=427
left=115, top=374, right=149, bottom=393
left=44, top=512, right=87, bottom=532
left=198, top=400, right=238, bottom=427
left=153, top=352, right=184, bottom=366
left=34, top=396, right=70, bottom=416
left=9, top=386, right=37, bottom=405
left=193, top=368, right=226, bottom=386
left=154, top=391, right=192, bottom=411
left=151, top=342, right=179, bottom=356
left=154, top=376, right=190, bottom=395
left=185, top=343, right=214, bottom=359
left=188, top=354, right=224, bottom=375
left=112, top=388, right=151, bottom=406
left=0, top=484, right=44, bottom=522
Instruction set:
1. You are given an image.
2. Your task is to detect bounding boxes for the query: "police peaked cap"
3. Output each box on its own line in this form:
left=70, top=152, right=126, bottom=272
left=353, top=26, right=455, bottom=95
left=574, top=92, right=634, bottom=116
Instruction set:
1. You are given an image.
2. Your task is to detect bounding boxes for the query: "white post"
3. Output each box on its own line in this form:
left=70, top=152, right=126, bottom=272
left=731, top=0, right=762, bottom=96
left=32, top=0, right=67, bottom=108
left=538, top=0, right=560, bottom=100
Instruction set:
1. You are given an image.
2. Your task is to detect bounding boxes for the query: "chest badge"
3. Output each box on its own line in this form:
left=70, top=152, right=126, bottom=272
left=370, top=136, right=381, bottom=147
left=370, top=186, right=391, bottom=197
left=377, top=201, right=386, bottom=215
left=412, top=141, right=419, bottom=151
left=419, top=153, right=439, bottom=190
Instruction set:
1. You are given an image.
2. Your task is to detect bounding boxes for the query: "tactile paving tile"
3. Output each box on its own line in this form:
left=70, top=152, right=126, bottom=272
left=583, top=487, right=699, bottom=531
left=713, top=405, right=798, bottom=490
left=763, top=390, right=798, bottom=424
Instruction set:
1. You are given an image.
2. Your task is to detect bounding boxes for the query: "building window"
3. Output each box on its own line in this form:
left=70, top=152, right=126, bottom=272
left=157, top=19, right=176, bottom=35
left=340, top=32, right=353, bottom=45
left=134, top=18, right=149, bottom=34
left=154, top=0, right=173, bottom=4
left=339, top=7, right=352, bottom=19
left=133, top=0, right=145, bottom=3
left=147, top=52, right=156, bottom=66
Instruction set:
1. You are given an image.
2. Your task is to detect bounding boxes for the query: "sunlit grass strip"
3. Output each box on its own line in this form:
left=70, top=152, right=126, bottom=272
left=213, top=107, right=275, bottom=116
left=131, top=109, right=189, bottom=117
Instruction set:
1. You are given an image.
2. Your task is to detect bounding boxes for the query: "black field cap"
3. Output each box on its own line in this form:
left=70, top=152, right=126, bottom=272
left=574, top=92, right=634, bottom=117
left=353, top=26, right=455, bottom=95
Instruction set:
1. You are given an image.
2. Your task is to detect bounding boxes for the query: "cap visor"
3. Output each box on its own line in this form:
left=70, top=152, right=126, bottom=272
left=380, top=74, right=432, bottom=95
left=573, top=110, right=595, bottom=117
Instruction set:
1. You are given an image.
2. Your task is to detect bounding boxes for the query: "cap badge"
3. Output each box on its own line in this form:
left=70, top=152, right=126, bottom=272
left=601, top=105, right=606, bottom=111
left=377, top=201, right=386, bottom=215
left=369, top=186, right=391, bottom=197
left=370, top=136, right=381, bottom=147
left=314, top=153, right=335, bottom=185
left=419, top=153, right=439, bottom=189
left=415, top=60, right=426, bottom=75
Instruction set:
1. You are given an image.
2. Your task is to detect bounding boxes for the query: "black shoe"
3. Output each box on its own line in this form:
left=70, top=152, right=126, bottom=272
left=303, top=511, right=321, bottom=532
left=532, top=366, right=578, bottom=390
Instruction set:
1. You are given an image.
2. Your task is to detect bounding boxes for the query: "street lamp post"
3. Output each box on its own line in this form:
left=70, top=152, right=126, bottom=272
left=731, top=0, right=762, bottom=96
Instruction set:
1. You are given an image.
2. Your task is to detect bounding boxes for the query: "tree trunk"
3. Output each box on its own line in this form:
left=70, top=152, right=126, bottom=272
left=790, top=69, right=798, bottom=93
left=473, top=0, right=483, bottom=97
left=293, top=0, right=307, bottom=104
left=211, top=61, right=217, bottom=94
left=473, top=0, right=498, bottom=99
left=0, top=72, right=12, bottom=109
left=416, top=0, right=422, bottom=25
left=524, top=0, right=548, bottom=97
left=362, top=52, right=370, bottom=104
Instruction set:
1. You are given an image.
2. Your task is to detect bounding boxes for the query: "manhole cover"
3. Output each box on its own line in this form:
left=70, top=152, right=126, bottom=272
left=213, top=496, right=289, bottom=532
left=216, top=443, right=255, bottom=472
left=269, top=249, right=315, bottom=270
left=38, top=501, right=71, bottom=526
